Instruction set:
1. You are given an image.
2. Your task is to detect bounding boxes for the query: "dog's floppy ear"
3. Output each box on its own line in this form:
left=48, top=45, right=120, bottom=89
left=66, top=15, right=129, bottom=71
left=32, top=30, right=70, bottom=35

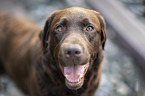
left=97, top=14, right=107, bottom=50
left=41, top=11, right=58, bottom=49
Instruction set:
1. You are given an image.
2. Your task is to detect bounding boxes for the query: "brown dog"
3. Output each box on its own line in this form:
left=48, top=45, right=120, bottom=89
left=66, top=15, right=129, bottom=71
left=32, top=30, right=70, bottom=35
left=0, top=7, right=106, bottom=96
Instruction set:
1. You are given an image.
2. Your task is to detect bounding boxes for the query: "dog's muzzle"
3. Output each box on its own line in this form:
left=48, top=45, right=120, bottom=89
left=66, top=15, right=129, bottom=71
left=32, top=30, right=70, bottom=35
left=58, top=33, right=91, bottom=90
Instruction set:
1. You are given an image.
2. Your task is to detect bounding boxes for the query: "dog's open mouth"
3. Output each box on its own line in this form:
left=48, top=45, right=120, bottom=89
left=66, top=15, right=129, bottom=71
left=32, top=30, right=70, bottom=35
left=59, top=62, right=89, bottom=90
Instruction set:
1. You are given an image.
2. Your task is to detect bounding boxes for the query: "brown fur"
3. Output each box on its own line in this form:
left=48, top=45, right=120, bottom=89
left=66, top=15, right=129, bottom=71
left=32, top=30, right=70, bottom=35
left=0, top=13, right=41, bottom=94
left=0, top=7, right=106, bottom=96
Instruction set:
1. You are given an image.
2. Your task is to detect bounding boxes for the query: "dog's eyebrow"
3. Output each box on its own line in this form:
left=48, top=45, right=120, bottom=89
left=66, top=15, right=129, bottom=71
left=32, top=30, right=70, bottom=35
left=57, top=17, right=68, bottom=26
left=76, top=18, right=99, bottom=31
left=77, top=18, right=93, bottom=27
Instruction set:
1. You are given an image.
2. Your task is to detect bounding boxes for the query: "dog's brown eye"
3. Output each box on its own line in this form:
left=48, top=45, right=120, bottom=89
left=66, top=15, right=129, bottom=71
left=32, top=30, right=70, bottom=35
left=56, top=26, right=63, bottom=32
left=86, top=26, right=94, bottom=32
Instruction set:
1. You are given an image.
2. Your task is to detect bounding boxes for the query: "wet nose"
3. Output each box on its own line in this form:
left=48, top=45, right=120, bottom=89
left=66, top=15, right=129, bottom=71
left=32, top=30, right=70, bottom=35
left=64, top=45, right=82, bottom=58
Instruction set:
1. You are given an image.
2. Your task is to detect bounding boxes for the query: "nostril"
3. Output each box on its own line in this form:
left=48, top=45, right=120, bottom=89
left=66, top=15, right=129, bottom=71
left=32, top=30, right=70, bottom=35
left=66, top=50, right=71, bottom=57
left=67, top=51, right=71, bottom=55
left=75, top=50, right=81, bottom=56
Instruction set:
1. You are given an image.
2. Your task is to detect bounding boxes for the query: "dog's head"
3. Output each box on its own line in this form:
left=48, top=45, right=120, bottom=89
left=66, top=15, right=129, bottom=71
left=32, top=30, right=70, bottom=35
left=41, top=7, right=106, bottom=90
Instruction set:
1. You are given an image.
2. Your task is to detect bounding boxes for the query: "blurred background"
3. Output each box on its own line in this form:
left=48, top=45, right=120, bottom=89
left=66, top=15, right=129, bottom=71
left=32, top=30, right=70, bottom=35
left=0, top=0, right=145, bottom=96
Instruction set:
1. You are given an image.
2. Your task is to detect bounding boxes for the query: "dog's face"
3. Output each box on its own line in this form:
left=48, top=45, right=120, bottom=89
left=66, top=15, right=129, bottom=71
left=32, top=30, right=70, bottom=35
left=41, top=7, right=106, bottom=90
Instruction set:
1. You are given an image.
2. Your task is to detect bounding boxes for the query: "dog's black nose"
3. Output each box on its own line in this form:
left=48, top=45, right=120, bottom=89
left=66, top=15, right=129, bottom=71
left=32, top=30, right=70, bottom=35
left=64, top=45, right=82, bottom=58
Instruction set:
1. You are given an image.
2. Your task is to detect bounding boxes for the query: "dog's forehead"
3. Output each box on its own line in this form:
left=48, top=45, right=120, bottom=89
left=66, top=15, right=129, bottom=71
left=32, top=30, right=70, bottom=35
left=60, top=7, right=92, bottom=20
left=51, top=7, right=100, bottom=30
left=56, top=7, right=100, bottom=25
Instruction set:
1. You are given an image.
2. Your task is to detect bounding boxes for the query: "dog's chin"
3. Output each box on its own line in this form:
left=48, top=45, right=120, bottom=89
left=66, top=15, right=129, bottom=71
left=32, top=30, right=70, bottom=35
left=65, top=78, right=84, bottom=90
left=59, top=62, right=89, bottom=90
left=65, top=77, right=84, bottom=90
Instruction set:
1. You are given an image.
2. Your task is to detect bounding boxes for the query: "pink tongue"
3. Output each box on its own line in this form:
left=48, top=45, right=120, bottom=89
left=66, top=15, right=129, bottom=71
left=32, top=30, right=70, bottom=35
left=64, top=64, right=88, bottom=82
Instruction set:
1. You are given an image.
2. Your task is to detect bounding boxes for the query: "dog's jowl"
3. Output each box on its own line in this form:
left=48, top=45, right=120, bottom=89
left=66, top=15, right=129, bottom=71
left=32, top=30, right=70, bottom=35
left=0, top=7, right=107, bottom=96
